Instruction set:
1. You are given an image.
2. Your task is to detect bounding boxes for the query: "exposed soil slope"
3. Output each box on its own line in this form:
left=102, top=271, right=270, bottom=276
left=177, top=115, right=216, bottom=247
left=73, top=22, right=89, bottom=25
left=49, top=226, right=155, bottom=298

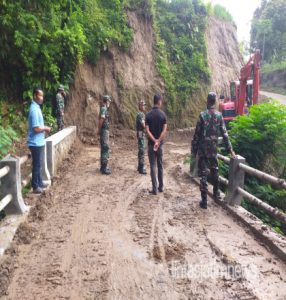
left=206, top=16, right=243, bottom=97
left=65, top=11, right=164, bottom=139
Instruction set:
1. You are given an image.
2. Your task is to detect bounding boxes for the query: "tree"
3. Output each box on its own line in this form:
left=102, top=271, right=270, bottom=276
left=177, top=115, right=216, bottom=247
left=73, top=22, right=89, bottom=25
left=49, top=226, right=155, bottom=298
left=250, top=0, right=286, bottom=64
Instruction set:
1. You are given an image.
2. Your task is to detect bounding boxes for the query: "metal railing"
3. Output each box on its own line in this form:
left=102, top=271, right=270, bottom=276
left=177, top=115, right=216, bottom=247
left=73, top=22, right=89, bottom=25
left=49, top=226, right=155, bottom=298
left=217, top=154, right=286, bottom=225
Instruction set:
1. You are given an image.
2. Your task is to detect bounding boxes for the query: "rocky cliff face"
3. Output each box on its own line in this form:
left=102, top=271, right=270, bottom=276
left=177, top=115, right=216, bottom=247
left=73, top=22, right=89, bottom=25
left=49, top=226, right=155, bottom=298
left=206, top=16, right=243, bottom=97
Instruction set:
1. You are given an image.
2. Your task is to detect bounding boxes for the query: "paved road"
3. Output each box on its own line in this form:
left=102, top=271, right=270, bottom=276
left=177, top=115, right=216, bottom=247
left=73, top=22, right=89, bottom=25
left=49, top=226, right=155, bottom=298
left=260, top=90, right=286, bottom=105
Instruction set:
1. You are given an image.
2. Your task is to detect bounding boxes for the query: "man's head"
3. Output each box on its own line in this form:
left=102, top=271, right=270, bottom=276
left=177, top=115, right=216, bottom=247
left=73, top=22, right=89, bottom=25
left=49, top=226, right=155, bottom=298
left=58, top=85, right=65, bottom=92
left=33, top=88, right=44, bottom=105
left=153, top=94, right=162, bottom=107
left=207, top=92, right=216, bottom=107
left=103, top=95, right=112, bottom=108
left=138, top=100, right=146, bottom=111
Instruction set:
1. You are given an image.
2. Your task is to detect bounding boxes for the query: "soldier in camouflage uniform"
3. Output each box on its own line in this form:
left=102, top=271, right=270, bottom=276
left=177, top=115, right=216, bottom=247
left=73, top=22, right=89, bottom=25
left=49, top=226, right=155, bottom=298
left=56, top=85, right=66, bottom=131
left=191, top=92, right=235, bottom=209
left=136, top=100, right=147, bottom=175
left=98, top=95, right=112, bottom=175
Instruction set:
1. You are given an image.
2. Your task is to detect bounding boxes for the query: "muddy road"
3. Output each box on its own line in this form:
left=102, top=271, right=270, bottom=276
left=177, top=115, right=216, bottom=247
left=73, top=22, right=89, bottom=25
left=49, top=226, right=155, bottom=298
left=1, top=134, right=286, bottom=300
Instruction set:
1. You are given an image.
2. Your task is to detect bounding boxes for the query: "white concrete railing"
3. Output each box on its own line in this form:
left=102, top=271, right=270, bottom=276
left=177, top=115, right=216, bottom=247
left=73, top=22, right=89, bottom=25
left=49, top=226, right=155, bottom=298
left=0, top=126, right=76, bottom=215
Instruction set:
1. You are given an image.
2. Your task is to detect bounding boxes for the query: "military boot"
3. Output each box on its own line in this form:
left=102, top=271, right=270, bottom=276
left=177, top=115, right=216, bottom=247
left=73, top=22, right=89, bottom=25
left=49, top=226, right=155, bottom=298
left=101, top=163, right=111, bottom=175
left=138, top=164, right=147, bottom=175
left=213, top=186, right=222, bottom=201
left=199, top=192, right=207, bottom=209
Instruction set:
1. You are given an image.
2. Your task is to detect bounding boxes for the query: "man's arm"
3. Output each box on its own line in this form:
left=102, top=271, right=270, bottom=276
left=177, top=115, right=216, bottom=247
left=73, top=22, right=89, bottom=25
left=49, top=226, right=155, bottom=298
left=191, top=115, right=203, bottom=156
left=97, top=107, right=106, bottom=135
left=146, top=125, right=156, bottom=143
left=34, top=126, right=50, bottom=133
left=158, top=124, right=167, bottom=143
left=31, top=110, right=50, bottom=133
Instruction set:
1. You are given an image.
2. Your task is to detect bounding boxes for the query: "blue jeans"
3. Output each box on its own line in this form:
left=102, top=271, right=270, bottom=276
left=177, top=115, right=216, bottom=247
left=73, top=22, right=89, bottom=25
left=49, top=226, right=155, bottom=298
left=29, top=146, right=44, bottom=189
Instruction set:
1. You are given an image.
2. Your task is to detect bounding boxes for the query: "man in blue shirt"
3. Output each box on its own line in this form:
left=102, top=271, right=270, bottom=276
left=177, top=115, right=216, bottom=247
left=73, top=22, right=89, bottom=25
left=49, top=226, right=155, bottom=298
left=28, top=88, right=51, bottom=194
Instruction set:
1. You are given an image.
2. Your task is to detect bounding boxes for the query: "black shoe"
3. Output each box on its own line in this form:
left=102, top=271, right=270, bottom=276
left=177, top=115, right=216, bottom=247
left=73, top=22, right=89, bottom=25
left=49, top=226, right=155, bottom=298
left=213, top=191, right=222, bottom=201
left=139, top=168, right=147, bottom=175
left=158, top=187, right=163, bottom=193
left=199, top=201, right=207, bottom=209
left=149, top=189, right=157, bottom=195
left=138, top=164, right=147, bottom=175
left=101, top=164, right=111, bottom=175
left=33, top=187, right=43, bottom=194
left=41, top=182, right=49, bottom=189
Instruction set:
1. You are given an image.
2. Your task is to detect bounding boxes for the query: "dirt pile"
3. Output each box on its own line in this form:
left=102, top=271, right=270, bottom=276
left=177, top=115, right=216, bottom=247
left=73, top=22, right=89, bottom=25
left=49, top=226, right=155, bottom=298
left=206, top=16, right=243, bottom=97
left=65, top=11, right=164, bottom=139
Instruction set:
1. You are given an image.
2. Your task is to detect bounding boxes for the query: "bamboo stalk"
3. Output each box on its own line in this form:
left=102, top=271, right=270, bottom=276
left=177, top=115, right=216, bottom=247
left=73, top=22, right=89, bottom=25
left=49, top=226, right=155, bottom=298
left=237, top=187, right=286, bottom=225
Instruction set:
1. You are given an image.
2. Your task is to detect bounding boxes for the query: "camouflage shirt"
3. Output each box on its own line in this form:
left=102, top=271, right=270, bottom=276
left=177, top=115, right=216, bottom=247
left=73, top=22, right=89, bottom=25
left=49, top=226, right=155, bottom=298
left=136, top=112, right=145, bottom=132
left=56, top=92, right=65, bottom=115
left=99, top=105, right=109, bottom=130
left=191, top=106, right=233, bottom=158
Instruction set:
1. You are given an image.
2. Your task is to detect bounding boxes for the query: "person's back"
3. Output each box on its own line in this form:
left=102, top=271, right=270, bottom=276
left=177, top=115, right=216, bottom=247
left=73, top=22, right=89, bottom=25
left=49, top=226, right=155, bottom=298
left=197, top=107, right=225, bottom=158
left=145, top=107, right=166, bottom=145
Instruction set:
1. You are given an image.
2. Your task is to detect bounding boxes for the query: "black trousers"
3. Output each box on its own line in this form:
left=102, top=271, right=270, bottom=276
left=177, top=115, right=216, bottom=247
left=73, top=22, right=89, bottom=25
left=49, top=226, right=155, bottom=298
left=148, top=144, right=163, bottom=192
left=29, top=146, right=44, bottom=189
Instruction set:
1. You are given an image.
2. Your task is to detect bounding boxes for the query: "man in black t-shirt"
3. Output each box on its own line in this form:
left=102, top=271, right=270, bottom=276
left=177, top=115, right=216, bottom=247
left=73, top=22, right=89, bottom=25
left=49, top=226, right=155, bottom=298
left=145, top=94, right=167, bottom=195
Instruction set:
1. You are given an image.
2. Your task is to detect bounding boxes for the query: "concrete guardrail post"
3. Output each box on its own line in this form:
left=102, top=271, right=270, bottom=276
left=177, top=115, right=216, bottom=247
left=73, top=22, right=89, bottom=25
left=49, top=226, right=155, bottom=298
left=41, top=144, right=51, bottom=185
left=225, top=155, right=246, bottom=206
left=0, top=155, right=29, bottom=214
left=46, top=140, right=54, bottom=177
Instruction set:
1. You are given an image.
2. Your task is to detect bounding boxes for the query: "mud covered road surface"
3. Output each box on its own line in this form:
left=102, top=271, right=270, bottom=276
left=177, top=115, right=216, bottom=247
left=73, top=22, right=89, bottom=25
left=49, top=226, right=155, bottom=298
left=1, top=134, right=286, bottom=300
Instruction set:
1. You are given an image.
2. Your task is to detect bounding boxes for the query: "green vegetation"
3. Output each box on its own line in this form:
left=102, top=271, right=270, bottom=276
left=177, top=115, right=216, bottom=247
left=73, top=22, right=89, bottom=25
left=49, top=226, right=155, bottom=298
left=206, top=3, right=234, bottom=23
left=261, top=61, right=286, bottom=73
left=0, top=0, right=132, bottom=101
left=154, top=0, right=210, bottom=124
left=250, top=0, right=286, bottom=64
left=228, top=101, right=286, bottom=235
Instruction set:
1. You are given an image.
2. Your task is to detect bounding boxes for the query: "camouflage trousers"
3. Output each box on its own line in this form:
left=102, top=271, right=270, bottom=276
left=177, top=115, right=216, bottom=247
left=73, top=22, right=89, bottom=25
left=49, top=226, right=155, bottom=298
left=198, top=156, right=219, bottom=195
left=137, top=137, right=145, bottom=166
left=100, top=129, right=110, bottom=165
left=56, top=114, right=64, bottom=131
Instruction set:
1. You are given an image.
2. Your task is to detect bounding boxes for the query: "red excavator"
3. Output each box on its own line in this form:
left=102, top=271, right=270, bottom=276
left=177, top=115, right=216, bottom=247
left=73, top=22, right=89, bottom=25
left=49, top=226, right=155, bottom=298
left=219, top=49, right=261, bottom=122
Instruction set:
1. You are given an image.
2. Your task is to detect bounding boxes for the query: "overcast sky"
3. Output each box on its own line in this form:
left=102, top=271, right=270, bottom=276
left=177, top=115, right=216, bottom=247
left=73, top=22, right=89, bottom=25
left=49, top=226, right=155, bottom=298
left=207, top=0, right=262, bottom=43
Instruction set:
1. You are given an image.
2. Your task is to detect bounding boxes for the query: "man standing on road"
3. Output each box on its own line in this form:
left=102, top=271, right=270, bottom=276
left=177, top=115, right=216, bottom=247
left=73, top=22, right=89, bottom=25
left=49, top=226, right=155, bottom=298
left=191, top=92, right=235, bottom=209
left=28, top=88, right=51, bottom=194
left=56, top=85, right=66, bottom=131
left=136, top=100, right=147, bottom=175
left=146, top=94, right=167, bottom=195
left=97, top=95, right=112, bottom=175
